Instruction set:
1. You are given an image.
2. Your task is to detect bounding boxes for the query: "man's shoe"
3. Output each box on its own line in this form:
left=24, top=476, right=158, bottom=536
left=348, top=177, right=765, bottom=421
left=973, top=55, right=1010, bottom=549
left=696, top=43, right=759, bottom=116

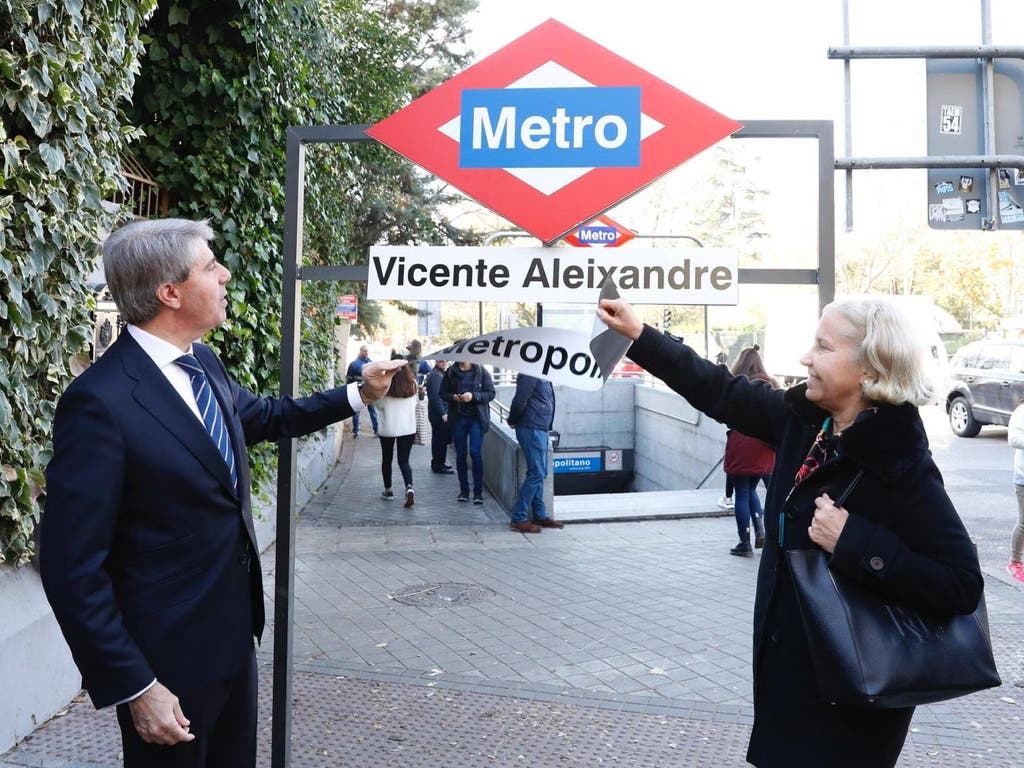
left=473, top=495, right=484, bottom=505
left=534, top=518, right=564, bottom=529
left=432, top=467, right=455, bottom=474
left=510, top=521, right=542, bottom=533
left=730, top=542, right=754, bottom=557
left=381, top=489, right=394, bottom=500
left=754, top=534, right=765, bottom=549
left=404, top=487, right=414, bottom=508
left=353, top=433, right=359, bottom=439
left=443, top=464, right=453, bottom=470
left=717, top=496, right=734, bottom=510
left=457, top=492, right=469, bottom=503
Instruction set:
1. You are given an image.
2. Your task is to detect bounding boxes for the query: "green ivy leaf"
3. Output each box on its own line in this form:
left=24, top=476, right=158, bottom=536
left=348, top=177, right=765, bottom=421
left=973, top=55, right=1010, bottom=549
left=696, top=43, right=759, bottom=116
left=37, top=143, right=65, bottom=173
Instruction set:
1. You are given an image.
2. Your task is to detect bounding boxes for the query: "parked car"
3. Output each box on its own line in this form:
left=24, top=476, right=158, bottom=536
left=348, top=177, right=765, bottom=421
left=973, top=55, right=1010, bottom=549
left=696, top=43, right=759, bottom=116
left=944, top=339, right=1024, bottom=436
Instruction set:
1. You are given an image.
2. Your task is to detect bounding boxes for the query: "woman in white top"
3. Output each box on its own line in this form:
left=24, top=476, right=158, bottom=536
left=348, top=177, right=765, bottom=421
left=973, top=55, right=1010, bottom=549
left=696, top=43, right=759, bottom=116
left=1008, top=400, right=1024, bottom=582
left=375, top=359, right=420, bottom=507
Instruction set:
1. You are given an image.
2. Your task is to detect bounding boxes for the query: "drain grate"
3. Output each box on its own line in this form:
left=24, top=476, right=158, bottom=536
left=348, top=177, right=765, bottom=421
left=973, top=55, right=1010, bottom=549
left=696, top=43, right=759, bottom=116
left=389, top=582, right=496, bottom=607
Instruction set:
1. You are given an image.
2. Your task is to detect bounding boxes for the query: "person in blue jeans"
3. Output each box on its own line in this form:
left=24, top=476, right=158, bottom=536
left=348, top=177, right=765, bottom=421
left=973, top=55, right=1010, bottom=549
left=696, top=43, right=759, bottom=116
left=346, top=345, right=379, bottom=437
left=507, top=373, right=564, bottom=533
left=440, top=360, right=495, bottom=503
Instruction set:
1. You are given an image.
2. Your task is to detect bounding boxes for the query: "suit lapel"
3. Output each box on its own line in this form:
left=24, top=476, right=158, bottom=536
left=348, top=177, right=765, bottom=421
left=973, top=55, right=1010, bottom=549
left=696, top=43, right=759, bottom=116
left=118, top=334, right=239, bottom=499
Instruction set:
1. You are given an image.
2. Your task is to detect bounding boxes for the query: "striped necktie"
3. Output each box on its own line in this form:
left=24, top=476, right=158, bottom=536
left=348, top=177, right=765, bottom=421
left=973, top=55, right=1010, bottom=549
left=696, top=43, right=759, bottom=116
left=175, top=354, right=238, bottom=491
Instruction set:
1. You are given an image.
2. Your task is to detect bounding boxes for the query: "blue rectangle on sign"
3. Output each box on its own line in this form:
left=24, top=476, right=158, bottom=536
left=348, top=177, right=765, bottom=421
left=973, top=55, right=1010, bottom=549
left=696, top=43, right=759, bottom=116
left=459, top=87, right=641, bottom=169
left=552, top=454, right=603, bottom=474
left=577, top=226, right=617, bottom=243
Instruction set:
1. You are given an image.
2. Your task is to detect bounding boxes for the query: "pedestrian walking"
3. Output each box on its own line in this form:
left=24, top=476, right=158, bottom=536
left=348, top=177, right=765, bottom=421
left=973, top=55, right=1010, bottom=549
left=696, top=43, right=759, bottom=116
left=724, top=346, right=778, bottom=555
left=346, top=344, right=379, bottom=438
left=441, top=360, right=495, bottom=504
left=425, top=360, right=454, bottom=473
left=1008, top=399, right=1024, bottom=583
left=598, top=294, right=983, bottom=768
left=507, top=373, right=563, bottom=533
left=39, top=218, right=398, bottom=767
left=376, top=356, right=420, bottom=507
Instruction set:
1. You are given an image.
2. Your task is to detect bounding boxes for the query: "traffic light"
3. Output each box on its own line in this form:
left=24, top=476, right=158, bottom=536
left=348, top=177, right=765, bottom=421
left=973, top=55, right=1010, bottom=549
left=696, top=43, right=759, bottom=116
left=663, top=308, right=672, bottom=328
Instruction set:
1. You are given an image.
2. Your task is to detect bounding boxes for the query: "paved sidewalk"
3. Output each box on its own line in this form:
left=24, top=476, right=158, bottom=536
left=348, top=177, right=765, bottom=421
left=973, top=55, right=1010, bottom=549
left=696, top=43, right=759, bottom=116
left=5, top=424, right=1024, bottom=767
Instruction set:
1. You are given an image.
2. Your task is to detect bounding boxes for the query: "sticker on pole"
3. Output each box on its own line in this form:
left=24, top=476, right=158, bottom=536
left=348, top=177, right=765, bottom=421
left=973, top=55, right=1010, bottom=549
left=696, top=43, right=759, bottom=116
left=367, top=18, right=741, bottom=244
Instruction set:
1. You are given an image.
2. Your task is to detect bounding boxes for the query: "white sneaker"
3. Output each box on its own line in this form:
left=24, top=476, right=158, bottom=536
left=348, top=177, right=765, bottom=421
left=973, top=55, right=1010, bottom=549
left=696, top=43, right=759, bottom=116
left=717, top=496, right=734, bottom=510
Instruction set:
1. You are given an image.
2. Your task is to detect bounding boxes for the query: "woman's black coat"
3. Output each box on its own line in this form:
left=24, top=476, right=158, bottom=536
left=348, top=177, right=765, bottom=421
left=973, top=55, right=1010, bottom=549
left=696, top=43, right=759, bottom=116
left=629, top=326, right=983, bottom=768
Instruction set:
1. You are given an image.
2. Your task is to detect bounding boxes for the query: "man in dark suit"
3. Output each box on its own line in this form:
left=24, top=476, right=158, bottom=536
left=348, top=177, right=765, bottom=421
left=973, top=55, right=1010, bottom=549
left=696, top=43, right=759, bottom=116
left=40, top=218, right=398, bottom=767
left=425, top=359, right=453, bottom=473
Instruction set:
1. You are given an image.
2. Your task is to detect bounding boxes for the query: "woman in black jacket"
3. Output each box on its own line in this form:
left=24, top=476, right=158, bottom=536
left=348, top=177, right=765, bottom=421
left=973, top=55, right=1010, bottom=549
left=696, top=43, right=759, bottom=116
left=597, top=295, right=983, bottom=768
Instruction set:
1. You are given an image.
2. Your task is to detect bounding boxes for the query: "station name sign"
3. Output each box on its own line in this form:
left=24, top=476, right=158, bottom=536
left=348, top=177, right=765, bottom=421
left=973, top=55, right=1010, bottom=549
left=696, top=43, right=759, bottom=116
left=367, top=246, right=737, bottom=305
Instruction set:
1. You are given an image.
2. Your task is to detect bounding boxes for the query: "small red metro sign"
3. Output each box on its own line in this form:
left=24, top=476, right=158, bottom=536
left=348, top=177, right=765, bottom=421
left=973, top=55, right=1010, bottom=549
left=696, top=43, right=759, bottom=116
left=367, top=19, right=741, bottom=244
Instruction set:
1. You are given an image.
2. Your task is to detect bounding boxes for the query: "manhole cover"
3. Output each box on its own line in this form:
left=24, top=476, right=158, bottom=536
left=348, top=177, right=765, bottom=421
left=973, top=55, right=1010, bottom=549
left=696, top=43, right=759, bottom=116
left=389, top=582, right=495, bottom=607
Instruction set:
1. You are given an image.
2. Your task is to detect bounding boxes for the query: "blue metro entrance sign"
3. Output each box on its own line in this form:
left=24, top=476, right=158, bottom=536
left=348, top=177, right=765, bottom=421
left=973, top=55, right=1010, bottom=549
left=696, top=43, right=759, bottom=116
left=367, top=18, right=741, bottom=244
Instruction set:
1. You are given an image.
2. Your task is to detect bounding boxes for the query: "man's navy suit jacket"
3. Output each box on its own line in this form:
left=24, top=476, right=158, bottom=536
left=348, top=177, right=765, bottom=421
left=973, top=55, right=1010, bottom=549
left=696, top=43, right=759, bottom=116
left=41, top=331, right=354, bottom=708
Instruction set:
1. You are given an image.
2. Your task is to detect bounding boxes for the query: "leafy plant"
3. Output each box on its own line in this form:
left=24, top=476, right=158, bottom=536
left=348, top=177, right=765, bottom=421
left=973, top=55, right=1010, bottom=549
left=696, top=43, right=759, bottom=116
left=0, top=0, right=157, bottom=564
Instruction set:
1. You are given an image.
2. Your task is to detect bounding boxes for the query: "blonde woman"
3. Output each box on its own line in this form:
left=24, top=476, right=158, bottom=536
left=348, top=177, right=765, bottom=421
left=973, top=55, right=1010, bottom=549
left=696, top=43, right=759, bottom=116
left=598, top=295, right=982, bottom=768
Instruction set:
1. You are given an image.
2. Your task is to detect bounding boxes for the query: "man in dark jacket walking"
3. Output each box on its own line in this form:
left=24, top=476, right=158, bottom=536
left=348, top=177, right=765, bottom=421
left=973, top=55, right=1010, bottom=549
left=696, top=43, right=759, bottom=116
left=440, top=361, right=495, bottom=503
left=425, top=360, right=453, bottom=474
left=506, top=374, right=563, bottom=533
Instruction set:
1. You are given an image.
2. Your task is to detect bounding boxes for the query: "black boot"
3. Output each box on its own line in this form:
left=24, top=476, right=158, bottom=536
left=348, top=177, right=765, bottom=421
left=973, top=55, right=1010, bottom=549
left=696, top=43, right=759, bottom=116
left=730, top=539, right=754, bottom=557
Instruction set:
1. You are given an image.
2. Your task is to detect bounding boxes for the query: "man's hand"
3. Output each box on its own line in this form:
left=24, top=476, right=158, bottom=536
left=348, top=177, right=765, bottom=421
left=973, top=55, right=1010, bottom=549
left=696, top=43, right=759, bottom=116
left=128, top=682, right=194, bottom=745
left=808, top=493, right=850, bottom=554
left=596, top=298, right=644, bottom=341
left=359, top=360, right=405, bottom=402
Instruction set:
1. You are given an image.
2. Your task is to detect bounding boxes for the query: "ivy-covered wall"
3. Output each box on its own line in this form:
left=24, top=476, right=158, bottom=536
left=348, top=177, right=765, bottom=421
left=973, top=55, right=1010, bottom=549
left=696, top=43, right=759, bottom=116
left=0, top=0, right=158, bottom=565
left=0, top=0, right=477, bottom=564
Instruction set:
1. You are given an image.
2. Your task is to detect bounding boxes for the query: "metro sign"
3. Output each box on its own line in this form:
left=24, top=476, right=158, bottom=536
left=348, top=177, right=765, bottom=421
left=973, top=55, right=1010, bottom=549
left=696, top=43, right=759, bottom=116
left=366, top=18, right=741, bottom=244
left=562, top=214, right=636, bottom=248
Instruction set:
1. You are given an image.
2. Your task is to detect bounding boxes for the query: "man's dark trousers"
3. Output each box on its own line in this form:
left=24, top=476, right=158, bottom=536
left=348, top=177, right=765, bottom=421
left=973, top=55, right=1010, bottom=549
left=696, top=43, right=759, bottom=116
left=429, top=415, right=450, bottom=471
left=116, top=649, right=257, bottom=767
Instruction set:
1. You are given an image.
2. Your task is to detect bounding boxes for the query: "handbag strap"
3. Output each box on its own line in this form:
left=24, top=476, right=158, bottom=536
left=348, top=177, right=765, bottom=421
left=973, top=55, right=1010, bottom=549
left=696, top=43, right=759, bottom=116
left=834, top=469, right=865, bottom=508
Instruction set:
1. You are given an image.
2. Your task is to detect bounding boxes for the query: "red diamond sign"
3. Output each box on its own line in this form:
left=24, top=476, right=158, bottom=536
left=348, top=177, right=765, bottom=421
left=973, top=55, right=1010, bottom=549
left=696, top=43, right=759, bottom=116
left=367, top=18, right=741, bottom=244
left=562, top=214, right=636, bottom=248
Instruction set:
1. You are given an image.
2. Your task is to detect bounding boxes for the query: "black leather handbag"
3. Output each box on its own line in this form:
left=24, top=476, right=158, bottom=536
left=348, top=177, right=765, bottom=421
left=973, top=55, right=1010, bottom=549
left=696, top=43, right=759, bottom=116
left=786, top=471, right=1001, bottom=708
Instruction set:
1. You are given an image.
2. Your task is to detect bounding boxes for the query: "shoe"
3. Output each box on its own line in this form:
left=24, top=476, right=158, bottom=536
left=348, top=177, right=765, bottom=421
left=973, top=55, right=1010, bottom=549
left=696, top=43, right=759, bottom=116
left=381, top=489, right=394, bottom=500
left=404, top=487, right=414, bottom=507
left=730, top=542, right=754, bottom=557
left=353, top=433, right=359, bottom=439
left=1007, top=562, right=1024, bottom=583
left=509, top=521, right=542, bottom=533
left=534, top=518, right=564, bottom=529
left=457, top=492, right=469, bottom=503
left=754, top=534, right=765, bottom=549
left=432, top=467, right=455, bottom=474
left=473, top=495, right=484, bottom=505
left=717, top=496, right=734, bottom=510
left=443, top=464, right=453, bottom=470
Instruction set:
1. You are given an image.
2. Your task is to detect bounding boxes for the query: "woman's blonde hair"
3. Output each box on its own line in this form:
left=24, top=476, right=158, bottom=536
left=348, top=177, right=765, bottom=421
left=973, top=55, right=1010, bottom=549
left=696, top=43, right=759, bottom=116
left=823, top=297, right=934, bottom=406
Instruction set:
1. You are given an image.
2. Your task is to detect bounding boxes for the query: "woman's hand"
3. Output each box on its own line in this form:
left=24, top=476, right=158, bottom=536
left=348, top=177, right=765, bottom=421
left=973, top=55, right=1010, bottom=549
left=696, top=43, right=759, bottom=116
left=597, top=298, right=644, bottom=341
left=808, top=493, right=849, bottom=553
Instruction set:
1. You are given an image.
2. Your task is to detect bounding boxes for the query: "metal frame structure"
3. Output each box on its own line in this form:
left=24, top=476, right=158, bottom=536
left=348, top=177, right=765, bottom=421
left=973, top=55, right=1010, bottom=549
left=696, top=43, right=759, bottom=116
left=272, top=117, right=834, bottom=767
left=833, top=0, right=1024, bottom=229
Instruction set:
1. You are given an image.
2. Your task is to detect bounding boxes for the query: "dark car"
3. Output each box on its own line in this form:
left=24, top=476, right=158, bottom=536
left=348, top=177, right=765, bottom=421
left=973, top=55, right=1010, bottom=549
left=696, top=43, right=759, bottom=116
left=945, top=340, right=1024, bottom=436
